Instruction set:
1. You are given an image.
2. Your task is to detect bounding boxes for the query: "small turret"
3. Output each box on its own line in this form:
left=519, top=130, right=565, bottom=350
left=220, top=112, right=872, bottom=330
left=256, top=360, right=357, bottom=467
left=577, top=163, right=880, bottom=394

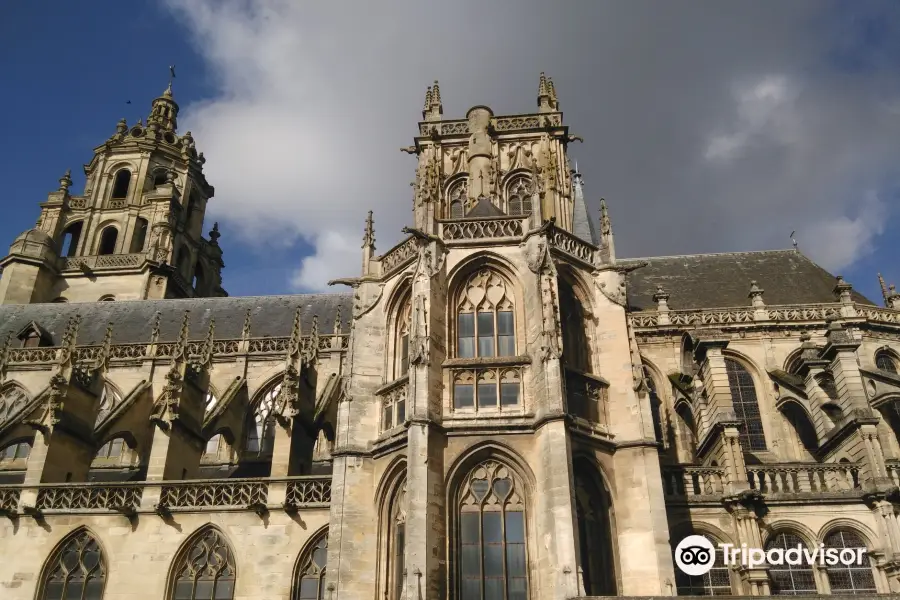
left=423, top=80, right=443, bottom=122
left=148, top=81, right=179, bottom=133
left=537, top=72, right=551, bottom=112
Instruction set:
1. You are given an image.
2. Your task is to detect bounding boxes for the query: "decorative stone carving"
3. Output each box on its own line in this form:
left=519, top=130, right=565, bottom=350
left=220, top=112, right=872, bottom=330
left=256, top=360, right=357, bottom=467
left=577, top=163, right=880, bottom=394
left=409, top=293, right=429, bottom=367
left=25, top=373, right=68, bottom=438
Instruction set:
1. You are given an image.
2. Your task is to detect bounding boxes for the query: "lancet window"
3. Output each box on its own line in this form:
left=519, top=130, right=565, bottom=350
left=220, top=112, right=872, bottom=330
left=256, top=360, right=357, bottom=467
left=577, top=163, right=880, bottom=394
left=765, top=532, right=817, bottom=595
left=387, top=481, right=407, bottom=600
left=574, top=463, right=616, bottom=596
left=294, top=530, right=328, bottom=600
left=39, top=529, right=106, bottom=600
left=456, top=460, right=528, bottom=600
left=245, top=382, right=280, bottom=458
left=448, top=180, right=467, bottom=219
left=505, top=177, right=532, bottom=216
left=456, top=269, right=516, bottom=359
left=170, top=527, right=236, bottom=600
left=823, top=530, right=876, bottom=594
left=725, top=358, right=767, bottom=451
left=396, top=297, right=411, bottom=379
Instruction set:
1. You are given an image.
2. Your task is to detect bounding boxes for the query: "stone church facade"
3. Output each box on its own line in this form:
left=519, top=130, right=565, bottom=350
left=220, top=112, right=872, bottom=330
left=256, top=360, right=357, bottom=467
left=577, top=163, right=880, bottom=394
left=0, top=75, right=900, bottom=599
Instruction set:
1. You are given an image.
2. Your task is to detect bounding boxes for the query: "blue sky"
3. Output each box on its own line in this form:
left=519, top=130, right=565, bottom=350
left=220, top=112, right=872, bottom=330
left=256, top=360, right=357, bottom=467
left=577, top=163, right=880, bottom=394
left=1, top=1, right=898, bottom=304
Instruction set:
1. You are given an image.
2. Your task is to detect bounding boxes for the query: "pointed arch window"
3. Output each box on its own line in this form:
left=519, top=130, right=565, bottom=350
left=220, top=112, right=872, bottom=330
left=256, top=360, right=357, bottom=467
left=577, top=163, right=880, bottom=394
left=97, top=226, right=118, bottom=255
left=0, top=440, right=31, bottom=465
left=0, top=384, right=29, bottom=425
left=396, top=296, right=411, bottom=378
left=573, top=463, right=616, bottom=596
left=643, top=367, right=665, bottom=445
left=673, top=534, right=731, bottom=595
left=111, top=169, right=131, bottom=200
left=245, top=382, right=280, bottom=457
left=876, top=351, right=898, bottom=374
left=725, top=358, right=767, bottom=451
left=387, top=481, right=407, bottom=600
left=448, top=180, right=467, bottom=219
left=559, top=278, right=591, bottom=373
left=294, top=530, right=328, bottom=600
left=39, top=529, right=106, bottom=600
left=170, top=528, right=236, bottom=600
left=456, top=269, right=515, bottom=359
left=506, top=177, right=532, bottom=216
left=823, top=529, right=876, bottom=594
left=765, top=532, right=817, bottom=595
left=457, top=459, right=528, bottom=600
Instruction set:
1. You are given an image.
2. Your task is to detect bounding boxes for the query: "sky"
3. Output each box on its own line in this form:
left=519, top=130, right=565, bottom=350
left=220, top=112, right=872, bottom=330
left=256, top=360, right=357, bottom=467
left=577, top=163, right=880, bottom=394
left=1, top=0, right=899, bottom=304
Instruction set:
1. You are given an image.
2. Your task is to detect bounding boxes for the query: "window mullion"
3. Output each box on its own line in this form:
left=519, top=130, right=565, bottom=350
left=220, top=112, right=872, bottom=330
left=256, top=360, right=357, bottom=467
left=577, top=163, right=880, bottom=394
left=501, top=506, right=509, bottom=600
left=480, top=510, right=486, bottom=600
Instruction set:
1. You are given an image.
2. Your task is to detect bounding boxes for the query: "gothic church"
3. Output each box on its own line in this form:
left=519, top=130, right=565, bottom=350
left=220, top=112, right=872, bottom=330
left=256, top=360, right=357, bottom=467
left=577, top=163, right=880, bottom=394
left=1, top=75, right=900, bottom=599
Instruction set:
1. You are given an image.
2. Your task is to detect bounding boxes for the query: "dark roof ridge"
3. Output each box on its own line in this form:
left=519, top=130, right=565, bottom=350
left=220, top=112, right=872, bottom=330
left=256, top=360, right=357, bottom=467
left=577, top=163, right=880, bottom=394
left=621, top=248, right=801, bottom=262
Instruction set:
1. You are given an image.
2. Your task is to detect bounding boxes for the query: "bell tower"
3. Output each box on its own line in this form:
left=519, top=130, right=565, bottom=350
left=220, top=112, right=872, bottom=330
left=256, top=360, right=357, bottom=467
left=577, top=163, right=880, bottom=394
left=0, top=80, right=226, bottom=304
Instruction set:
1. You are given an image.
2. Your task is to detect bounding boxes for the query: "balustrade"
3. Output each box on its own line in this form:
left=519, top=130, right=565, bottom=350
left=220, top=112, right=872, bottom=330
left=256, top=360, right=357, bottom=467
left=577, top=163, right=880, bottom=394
left=0, top=476, right=331, bottom=515
left=36, top=484, right=142, bottom=511
left=441, top=217, right=524, bottom=241
left=746, top=463, right=860, bottom=495
left=887, top=461, right=900, bottom=487
left=549, top=229, right=595, bottom=264
left=379, top=236, right=417, bottom=275
left=662, top=466, right=726, bottom=499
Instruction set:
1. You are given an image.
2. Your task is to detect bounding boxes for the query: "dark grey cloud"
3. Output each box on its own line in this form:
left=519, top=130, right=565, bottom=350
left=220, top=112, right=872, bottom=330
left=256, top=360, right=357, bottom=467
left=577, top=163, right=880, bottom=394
left=164, top=0, right=900, bottom=290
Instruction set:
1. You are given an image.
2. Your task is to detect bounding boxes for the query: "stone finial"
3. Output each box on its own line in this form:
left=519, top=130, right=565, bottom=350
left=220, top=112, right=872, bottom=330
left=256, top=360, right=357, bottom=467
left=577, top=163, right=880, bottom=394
left=58, top=169, right=72, bottom=193
left=547, top=77, right=559, bottom=110
left=878, top=273, right=889, bottom=303
left=333, top=308, right=343, bottom=337
left=241, top=309, right=252, bottom=339
left=150, top=311, right=162, bottom=345
left=653, top=285, right=670, bottom=310
left=423, top=85, right=432, bottom=112
left=362, top=211, right=375, bottom=250
left=423, top=81, right=442, bottom=121
left=537, top=72, right=551, bottom=112
left=833, top=276, right=853, bottom=304
left=362, top=210, right=375, bottom=275
left=748, top=280, right=765, bottom=307
left=598, top=198, right=616, bottom=263
left=209, top=222, right=220, bottom=245
left=165, top=169, right=176, bottom=185
left=886, top=284, right=900, bottom=310
left=116, top=118, right=127, bottom=135
left=653, top=285, right=671, bottom=325
left=431, top=80, right=442, bottom=109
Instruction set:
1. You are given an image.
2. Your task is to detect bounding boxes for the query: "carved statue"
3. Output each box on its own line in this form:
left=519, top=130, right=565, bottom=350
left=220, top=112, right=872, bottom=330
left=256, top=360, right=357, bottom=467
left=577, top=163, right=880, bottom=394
left=408, top=293, right=430, bottom=366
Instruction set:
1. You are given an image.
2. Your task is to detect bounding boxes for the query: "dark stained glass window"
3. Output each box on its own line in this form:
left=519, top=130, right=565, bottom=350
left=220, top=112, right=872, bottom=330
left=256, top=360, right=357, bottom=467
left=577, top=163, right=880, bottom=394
left=41, top=530, right=106, bottom=600
left=171, top=528, right=235, bottom=600
left=824, top=530, right=876, bottom=595
left=294, top=531, right=328, bottom=600
left=725, top=359, right=766, bottom=451
left=766, top=532, right=817, bottom=595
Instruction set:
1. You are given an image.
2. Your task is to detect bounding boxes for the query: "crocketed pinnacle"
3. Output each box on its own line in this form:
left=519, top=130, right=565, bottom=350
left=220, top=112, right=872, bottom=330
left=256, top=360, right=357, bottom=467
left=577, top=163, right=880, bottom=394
left=423, top=85, right=432, bottom=112
left=362, top=210, right=375, bottom=250
left=431, top=80, right=442, bottom=108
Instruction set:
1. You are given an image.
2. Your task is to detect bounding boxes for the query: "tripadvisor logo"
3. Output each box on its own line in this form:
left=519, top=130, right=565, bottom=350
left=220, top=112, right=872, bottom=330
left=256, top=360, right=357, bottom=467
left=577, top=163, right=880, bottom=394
left=674, top=535, right=867, bottom=576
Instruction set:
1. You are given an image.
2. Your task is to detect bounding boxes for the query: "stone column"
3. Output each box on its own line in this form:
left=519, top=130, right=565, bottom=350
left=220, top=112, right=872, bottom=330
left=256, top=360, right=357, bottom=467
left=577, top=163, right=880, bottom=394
left=326, top=279, right=384, bottom=600
left=593, top=270, right=675, bottom=596
left=724, top=493, right=770, bottom=595
left=403, top=237, right=447, bottom=600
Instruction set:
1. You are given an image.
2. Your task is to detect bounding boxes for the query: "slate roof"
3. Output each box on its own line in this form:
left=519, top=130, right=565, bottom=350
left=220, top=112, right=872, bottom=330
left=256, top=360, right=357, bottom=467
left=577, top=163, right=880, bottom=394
left=0, top=294, right=353, bottom=345
left=466, top=196, right=506, bottom=218
left=623, top=249, right=874, bottom=311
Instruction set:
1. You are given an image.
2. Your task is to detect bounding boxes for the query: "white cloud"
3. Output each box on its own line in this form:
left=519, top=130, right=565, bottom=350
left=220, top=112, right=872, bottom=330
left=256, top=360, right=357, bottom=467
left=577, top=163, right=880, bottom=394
left=803, top=191, right=888, bottom=272
left=162, top=0, right=900, bottom=294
